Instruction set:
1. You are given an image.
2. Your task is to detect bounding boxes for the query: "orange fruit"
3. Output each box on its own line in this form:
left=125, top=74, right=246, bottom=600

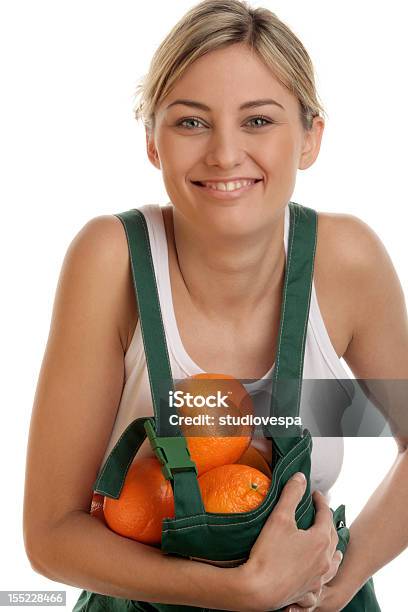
left=103, top=456, right=174, bottom=545
left=236, top=445, right=272, bottom=478
left=102, top=373, right=266, bottom=544
left=175, top=373, right=254, bottom=475
left=103, top=459, right=271, bottom=544
left=198, top=464, right=271, bottom=513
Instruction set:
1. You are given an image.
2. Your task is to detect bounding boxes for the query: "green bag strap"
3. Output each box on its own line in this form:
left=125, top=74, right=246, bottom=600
left=93, top=416, right=204, bottom=516
left=113, top=209, right=175, bottom=434
left=93, top=417, right=149, bottom=495
left=264, top=202, right=317, bottom=457
left=97, top=209, right=204, bottom=518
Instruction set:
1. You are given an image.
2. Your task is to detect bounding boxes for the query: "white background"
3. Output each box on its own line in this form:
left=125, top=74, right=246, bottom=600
left=0, top=1, right=407, bottom=610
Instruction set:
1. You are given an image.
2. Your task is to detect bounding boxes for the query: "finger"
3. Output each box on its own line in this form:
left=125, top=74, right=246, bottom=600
left=249, top=473, right=307, bottom=546
left=322, top=549, right=343, bottom=585
left=272, top=472, right=307, bottom=521
left=311, top=490, right=334, bottom=534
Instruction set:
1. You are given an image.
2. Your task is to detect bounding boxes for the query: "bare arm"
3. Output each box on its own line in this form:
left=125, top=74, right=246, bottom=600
left=319, top=214, right=408, bottom=609
left=22, top=215, right=246, bottom=610
left=30, top=510, right=243, bottom=608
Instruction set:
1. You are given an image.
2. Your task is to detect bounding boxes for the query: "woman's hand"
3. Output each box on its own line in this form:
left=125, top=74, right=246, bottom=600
left=236, top=473, right=343, bottom=612
left=281, top=582, right=345, bottom=611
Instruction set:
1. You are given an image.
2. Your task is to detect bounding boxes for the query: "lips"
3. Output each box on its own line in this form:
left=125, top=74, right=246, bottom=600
left=190, top=177, right=263, bottom=200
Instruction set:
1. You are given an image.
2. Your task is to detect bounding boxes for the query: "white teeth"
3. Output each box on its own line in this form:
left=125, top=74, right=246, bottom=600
left=201, top=179, right=256, bottom=191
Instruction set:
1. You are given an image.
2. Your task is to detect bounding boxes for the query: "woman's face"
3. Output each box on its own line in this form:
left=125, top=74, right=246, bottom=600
left=147, top=43, right=324, bottom=233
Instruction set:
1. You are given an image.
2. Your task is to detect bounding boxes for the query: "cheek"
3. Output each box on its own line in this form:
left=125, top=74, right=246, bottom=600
left=158, top=148, right=193, bottom=202
left=264, top=131, right=301, bottom=175
left=158, top=134, right=199, bottom=179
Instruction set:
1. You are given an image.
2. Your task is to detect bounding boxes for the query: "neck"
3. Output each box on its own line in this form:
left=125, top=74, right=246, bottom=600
left=167, top=204, right=287, bottom=326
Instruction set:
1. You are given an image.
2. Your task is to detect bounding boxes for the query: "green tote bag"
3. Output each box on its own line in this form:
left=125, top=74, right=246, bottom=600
left=73, top=203, right=381, bottom=612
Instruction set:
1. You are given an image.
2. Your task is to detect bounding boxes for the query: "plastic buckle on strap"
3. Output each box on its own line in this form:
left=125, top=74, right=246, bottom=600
left=144, top=419, right=198, bottom=481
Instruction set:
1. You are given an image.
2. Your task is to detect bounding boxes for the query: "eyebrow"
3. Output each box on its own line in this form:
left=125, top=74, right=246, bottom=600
left=165, top=98, right=285, bottom=111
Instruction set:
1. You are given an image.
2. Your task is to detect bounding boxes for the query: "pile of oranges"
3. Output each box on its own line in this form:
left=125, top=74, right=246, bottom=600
left=90, top=373, right=273, bottom=545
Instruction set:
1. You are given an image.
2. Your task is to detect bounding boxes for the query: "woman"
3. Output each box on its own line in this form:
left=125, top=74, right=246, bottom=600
left=23, top=1, right=408, bottom=611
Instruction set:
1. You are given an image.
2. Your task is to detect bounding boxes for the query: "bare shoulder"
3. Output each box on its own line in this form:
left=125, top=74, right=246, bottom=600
left=316, top=210, right=402, bottom=300
left=316, top=211, right=389, bottom=271
left=312, top=211, right=402, bottom=359
left=66, top=214, right=137, bottom=351
left=315, top=211, right=407, bottom=377
left=69, top=214, right=128, bottom=267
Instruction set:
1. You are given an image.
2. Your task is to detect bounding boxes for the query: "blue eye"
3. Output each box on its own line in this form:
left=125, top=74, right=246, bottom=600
left=175, top=115, right=273, bottom=130
left=176, top=117, right=206, bottom=129
left=247, top=115, right=272, bottom=128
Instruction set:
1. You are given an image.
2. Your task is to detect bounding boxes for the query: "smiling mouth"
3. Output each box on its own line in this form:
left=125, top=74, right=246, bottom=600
left=191, top=178, right=263, bottom=192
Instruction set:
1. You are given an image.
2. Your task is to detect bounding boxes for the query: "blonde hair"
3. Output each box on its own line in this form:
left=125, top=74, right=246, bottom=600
left=133, top=0, right=326, bottom=134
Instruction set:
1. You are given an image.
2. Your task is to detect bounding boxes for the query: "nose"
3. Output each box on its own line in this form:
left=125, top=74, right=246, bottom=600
left=204, top=126, right=247, bottom=169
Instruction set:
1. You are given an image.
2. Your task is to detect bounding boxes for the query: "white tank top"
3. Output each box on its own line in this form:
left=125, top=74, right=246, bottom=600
left=100, top=203, right=354, bottom=502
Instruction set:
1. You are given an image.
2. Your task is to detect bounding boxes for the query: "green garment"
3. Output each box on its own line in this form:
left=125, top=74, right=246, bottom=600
left=73, top=203, right=381, bottom=611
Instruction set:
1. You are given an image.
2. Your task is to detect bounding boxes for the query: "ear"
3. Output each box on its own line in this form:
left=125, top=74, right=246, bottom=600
left=145, top=127, right=161, bottom=169
left=298, top=116, right=325, bottom=170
